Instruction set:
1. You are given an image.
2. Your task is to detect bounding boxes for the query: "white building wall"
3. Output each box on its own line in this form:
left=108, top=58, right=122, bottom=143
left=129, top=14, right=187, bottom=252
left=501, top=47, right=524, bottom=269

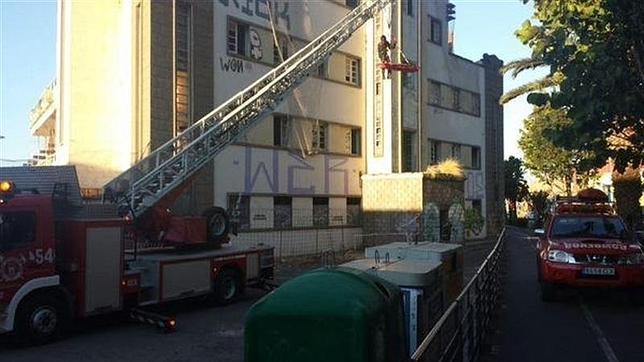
left=212, top=1, right=366, bottom=208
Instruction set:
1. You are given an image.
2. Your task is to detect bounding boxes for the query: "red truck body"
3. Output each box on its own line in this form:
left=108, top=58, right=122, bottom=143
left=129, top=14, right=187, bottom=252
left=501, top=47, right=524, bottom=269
left=0, top=172, right=273, bottom=343
left=535, top=189, right=644, bottom=301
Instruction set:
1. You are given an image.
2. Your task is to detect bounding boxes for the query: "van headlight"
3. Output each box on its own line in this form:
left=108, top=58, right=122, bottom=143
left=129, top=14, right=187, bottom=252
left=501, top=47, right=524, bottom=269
left=547, top=250, right=575, bottom=263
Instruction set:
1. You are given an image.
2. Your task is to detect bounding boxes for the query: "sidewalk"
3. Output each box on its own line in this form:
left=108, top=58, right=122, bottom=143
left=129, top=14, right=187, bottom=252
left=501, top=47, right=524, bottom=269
left=274, top=238, right=498, bottom=286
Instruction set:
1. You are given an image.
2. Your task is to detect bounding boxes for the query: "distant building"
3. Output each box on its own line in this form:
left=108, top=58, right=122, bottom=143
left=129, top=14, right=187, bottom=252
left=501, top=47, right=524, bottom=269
left=28, top=0, right=504, bottom=247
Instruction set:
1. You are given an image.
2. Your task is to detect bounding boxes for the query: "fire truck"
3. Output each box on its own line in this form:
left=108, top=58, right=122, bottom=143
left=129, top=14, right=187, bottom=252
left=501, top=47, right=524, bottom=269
left=0, top=0, right=396, bottom=344
left=535, top=188, right=644, bottom=302
left=0, top=166, right=274, bottom=344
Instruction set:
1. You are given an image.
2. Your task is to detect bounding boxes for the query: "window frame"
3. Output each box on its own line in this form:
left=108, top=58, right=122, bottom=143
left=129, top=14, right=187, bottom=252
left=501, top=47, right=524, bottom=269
left=429, top=16, right=442, bottom=45
left=0, top=211, right=38, bottom=251
left=344, top=56, right=361, bottom=86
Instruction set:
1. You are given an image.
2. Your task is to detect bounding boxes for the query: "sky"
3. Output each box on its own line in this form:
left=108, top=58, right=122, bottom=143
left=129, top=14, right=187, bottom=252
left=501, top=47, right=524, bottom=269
left=0, top=0, right=545, bottom=166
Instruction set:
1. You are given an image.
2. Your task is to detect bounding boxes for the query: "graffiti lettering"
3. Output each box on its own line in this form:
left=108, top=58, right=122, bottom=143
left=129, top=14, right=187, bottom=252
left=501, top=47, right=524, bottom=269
left=237, top=146, right=351, bottom=195
left=220, top=57, right=245, bottom=73
left=218, top=0, right=290, bottom=30
left=324, top=155, right=349, bottom=195
left=287, top=152, right=315, bottom=194
left=244, top=147, right=279, bottom=193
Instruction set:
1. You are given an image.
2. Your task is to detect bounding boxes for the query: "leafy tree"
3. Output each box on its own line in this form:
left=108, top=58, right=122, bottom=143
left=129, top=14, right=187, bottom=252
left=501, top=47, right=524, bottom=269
left=509, top=0, right=644, bottom=170
left=504, top=156, right=530, bottom=223
left=528, top=190, right=551, bottom=227
left=612, top=168, right=642, bottom=230
left=519, top=106, right=596, bottom=194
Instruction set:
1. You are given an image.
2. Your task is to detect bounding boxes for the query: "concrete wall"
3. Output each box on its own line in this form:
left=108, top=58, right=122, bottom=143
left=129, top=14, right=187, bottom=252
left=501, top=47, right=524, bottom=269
left=57, top=0, right=134, bottom=188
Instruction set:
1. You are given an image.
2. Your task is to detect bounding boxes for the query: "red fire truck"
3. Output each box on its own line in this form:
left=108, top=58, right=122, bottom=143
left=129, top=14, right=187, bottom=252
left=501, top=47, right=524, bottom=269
left=0, top=166, right=274, bottom=344
left=535, top=188, right=644, bottom=302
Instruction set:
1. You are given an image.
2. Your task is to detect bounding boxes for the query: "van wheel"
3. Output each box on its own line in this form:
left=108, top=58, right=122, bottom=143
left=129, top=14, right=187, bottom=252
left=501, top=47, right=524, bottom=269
left=214, top=269, right=242, bottom=305
left=202, top=207, right=230, bottom=244
left=15, top=294, right=70, bottom=345
left=540, top=282, right=557, bottom=303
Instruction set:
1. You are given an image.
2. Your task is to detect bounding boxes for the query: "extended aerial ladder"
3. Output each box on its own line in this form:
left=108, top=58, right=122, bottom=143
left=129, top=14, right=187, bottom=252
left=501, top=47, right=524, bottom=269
left=104, top=0, right=393, bottom=218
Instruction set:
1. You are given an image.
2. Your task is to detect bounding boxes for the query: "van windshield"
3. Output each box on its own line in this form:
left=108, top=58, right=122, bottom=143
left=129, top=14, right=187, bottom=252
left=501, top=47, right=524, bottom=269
left=551, top=216, right=627, bottom=240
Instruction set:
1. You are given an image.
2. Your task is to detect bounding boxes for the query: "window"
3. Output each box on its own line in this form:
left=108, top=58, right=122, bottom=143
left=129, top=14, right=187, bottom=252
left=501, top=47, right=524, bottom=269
left=345, top=56, right=361, bottom=85
left=471, top=92, right=481, bottom=116
left=273, top=196, right=292, bottom=229
left=313, top=197, right=329, bottom=227
left=317, top=62, right=328, bottom=78
left=402, top=130, right=415, bottom=172
left=430, top=140, right=441, bottom=164
left=273, top=36, right=288, bottom=65
left=312, top=122, right=327, bottom=151
left=430, top=17, right=442, bottom=45
left=347, top=197, right=361, bottom=226
left=351, top=128, right=361, bottom=155
left=452, top=88, right=460, bottom=111
left=227, top=194, right=250, bottom=231
left=227, top=20, right=248, bottom=56
left=345, top=0, right=358, bottom=8
left=0, top=212, right=37, bottom=251
left=406, top=0, right=414, bottom=17
left=551, top=216, right=627, bottom=239
left=472, top=199, right=482, bottom=216
left=175, top=1, right=191, bottom=135
left=471, top=147, right=481, bottom=169
left=429, top=81, right=441, bottom=105
left=273, top=114, right=289, bottom=147
left=451, top=144, right=461, bottom=160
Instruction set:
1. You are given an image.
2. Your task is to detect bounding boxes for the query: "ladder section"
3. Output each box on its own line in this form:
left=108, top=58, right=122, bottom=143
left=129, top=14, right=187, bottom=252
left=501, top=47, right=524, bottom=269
left=104, top=0, right=391, bottom=216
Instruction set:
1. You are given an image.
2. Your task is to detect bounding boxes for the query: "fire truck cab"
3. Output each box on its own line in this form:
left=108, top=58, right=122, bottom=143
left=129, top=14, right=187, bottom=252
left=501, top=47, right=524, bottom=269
left=0, top=167, right=274, bottom=344
left=535, top=188, right=644, bottom=302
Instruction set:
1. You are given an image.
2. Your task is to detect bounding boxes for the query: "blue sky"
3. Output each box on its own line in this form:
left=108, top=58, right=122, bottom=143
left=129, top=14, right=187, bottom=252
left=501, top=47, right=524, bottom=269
left=0, top=0, right=544, bottom=166
left=1, top=0, right=57, bottom=165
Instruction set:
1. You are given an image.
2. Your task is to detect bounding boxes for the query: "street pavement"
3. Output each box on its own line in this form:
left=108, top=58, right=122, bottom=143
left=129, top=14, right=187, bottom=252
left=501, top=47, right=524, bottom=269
left=493, top=227, right=644, bottom=362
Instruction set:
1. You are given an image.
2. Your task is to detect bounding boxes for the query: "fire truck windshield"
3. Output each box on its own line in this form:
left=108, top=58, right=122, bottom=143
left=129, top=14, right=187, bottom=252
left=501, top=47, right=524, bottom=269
left=551, top=216, right=628, bottom=240
left=0, top=212, right=36, bottom=251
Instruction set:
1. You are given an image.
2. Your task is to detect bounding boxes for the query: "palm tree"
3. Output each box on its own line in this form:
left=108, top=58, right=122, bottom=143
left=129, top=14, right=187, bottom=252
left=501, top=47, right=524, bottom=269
left=499, top=56, right=557, bottom=104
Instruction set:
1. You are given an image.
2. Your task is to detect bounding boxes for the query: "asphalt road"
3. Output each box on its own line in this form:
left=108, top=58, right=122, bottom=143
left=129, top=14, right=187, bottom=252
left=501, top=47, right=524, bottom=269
left=0, top=288, right=268, bottom=362
left=494, top=228, right=644, bottom=362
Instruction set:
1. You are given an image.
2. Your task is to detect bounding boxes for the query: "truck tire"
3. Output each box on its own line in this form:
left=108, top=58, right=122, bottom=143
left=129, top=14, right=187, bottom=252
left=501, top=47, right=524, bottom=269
left=540, top=282, right=557, bottom=303
left=15, top=294, right=70, bottom=345
left=214, top=269, right=242, bottom=305
left=202, top=207, right=230, bottom=244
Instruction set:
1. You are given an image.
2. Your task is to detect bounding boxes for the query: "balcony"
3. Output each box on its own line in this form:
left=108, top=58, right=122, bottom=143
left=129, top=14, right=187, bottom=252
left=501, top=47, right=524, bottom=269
left=28, top=144, right=57, bottom=166
left=29, top=79, right=57, bottom=136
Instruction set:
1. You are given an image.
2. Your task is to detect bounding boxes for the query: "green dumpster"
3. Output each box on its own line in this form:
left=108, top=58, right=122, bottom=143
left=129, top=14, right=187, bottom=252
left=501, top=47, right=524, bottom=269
left=245, top=267, right=407, bottom=362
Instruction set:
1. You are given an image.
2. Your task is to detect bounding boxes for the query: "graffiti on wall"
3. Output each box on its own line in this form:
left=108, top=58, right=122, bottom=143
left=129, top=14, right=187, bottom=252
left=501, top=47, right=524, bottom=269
left=465, top=170, right=485, bottom=200
left=218, top=0, right=291, bottom=30
left=219, top=57, right=249, bottom=73
left=236, top=146, right=352, bottom=195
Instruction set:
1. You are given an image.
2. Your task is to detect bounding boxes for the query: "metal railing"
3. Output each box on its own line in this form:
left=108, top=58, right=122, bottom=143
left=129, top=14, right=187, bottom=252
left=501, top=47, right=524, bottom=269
left=410, top=228, right=507, bottom=362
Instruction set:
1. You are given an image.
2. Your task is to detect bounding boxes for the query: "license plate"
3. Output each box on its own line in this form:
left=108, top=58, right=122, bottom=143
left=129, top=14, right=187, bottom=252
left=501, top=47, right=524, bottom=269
left=582, top=267, right=615, bottom=276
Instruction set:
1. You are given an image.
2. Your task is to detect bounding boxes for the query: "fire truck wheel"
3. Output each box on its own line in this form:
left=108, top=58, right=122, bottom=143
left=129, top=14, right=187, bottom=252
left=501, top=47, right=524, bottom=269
left=214, top=269, right=242, bottom=305
left=15, top=294, right=70, bottom=344
left=203, top=207, right=230, bottom=244
left=539, top=282, right=557, bottom=302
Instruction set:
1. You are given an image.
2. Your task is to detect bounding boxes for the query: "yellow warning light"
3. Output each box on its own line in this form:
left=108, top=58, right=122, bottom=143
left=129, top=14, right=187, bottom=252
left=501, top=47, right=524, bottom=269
left=0, top=181, right=13, bottom=193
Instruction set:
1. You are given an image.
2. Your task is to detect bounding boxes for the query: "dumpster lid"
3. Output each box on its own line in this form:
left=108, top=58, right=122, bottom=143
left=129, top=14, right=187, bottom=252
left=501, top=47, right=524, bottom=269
left=342, top=258, right=441, bottom=287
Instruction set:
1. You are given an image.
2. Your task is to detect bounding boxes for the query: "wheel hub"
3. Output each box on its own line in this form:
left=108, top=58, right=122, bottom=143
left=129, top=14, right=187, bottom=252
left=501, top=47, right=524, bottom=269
left=31, top=307, right=57, bottom=336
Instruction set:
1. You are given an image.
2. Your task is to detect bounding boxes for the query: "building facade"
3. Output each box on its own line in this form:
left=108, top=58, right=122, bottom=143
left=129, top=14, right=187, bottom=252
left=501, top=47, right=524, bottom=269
left=28, top=0, right=504, bottom=249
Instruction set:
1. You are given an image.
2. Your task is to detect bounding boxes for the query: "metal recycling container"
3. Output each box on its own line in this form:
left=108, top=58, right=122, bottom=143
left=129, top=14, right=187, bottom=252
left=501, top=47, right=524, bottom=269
left=244, top=267, right=407, bottom=362
left=365, top=241, right=464, bottom=305
left=342, top=258, right=443, bottom=356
